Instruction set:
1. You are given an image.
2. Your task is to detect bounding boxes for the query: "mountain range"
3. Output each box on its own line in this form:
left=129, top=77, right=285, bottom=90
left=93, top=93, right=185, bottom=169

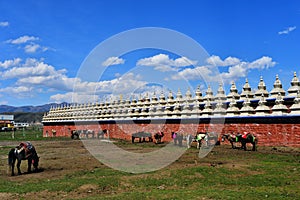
left=0, top=103, right=67, bottom=123
left=0, top=103, right=66, bottom=113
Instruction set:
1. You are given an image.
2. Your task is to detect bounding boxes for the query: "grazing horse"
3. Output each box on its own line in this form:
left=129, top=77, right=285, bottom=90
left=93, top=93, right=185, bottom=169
left=222, top=133, right=257, bottom=151
left=8, top=142, right=39, bottom=176
left=221, top=133, right=239, bottom=149
left=132, top=132, right=153, bottom=143
left=154, top=132, right=164, bottom=144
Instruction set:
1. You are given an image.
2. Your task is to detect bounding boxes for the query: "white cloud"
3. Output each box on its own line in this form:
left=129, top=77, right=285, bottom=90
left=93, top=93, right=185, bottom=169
left=171, top=55, right=276, bottom=84
left=172, top=65, right=214, bottom=81
left=137, top=54, right=197, bottom=72
left=0, top=86, right=34, bottom=98
left=6, top=35, right=39, bottom=44
left=102, top=56, right=125, bottom=67
left=53, top=72, right=147, bottom=103
left=1, top=58, right=66, bottom=79
left=0, top=21, right=9, bottom=27
left=206, top=55, right=241, bottom=66
left=24, top=43, right=48, bottom=53
left=6, top=35, right=49, bottom=54
left=0, top=58, right=22, bottom=69
left=248, top=56, right=276, bottom=69
left=278, top=26, right=296, bottom=35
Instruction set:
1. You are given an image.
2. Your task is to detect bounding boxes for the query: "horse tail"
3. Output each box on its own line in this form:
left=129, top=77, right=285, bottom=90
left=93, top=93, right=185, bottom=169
left=8, top=148, right=15, bottom=166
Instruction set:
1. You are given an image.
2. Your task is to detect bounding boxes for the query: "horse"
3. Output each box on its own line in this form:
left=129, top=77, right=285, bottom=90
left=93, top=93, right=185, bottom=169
left=97, top=129, right=107, bottom=139
left=132, top=132, right=153, bottom=143
left=222, top=133, right=257, bottom=151
left=240, top=133, right=257, bottom=151
left=71, top=130, right=80, bottom=139
left=154, top=132, right=164, bottom=144
left=221, top=133, right=239, bottom=149
left=8, top=142, right=39, bottom=176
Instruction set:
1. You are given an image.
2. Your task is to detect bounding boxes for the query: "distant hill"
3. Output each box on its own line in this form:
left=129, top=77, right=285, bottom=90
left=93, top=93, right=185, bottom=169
left=0, top=103, right=67, bottom=113
left=0, top=103, right=68, bottom=123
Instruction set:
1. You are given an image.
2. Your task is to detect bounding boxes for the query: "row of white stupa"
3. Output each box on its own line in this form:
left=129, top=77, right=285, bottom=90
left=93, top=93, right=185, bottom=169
left=42, top=73, right=300, bottom=122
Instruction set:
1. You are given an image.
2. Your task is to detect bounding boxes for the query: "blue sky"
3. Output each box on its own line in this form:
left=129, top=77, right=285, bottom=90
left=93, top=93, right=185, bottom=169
left=0, top=0, right=299, bottom=106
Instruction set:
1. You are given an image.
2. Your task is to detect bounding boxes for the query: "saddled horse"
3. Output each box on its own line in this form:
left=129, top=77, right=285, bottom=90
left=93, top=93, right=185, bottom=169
left=222, top=133, right=257, bottom=151
left=221, top=134, right=239, bottom=149
left=8, top=142, right=39, bottom=176
left=203, top=132, right=219, bottom=147
left=132, top=132, right=153, bottom=143
left=154, top=132, right=164, bottom=144
left=240, top=133, right=257, bottom=151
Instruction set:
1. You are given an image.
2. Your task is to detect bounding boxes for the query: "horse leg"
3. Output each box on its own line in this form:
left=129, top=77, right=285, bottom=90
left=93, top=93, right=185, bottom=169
left=17, top=159, right=22, bottom=175
left=11, top=159, right=16, bottom=176
left=252, top=142, right=256, bottom=151
left=243, top=142, right=247, bottom=151
left=230, top=141, right=234, bottom=149
left=27, top=159, right=32, bottom=173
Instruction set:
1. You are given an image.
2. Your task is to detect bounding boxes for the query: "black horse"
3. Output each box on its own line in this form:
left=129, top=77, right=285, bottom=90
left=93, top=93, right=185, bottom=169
left=8, top=142, right=39, bottom=176
left=240, top=133, right=257, bottom=151
left=222, top=133, right=257, bottom=151
left=132, top=132, right=153, bottom=143
left=221, top=134, right=239, bottom=149
left=154, top=132, right=164, bottom=144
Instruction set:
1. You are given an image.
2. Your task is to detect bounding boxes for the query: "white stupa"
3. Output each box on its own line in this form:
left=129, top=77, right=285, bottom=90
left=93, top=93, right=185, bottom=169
left=227, top=81, right=240, bottom=100
left=215, top=83, right=227, bottom=101
left=271, top=93, right=288, bottom=115
left=289, top=90, right=300, bottom=115
left=226, top=98, right=240, bottom=116
left=255, top=94, right=270, bottom=116
left=240, top=96, right=255, bottom=116
left=255, top=76, right=269, bottom=98
left=287, top=72, right=300, bottom=97
left=203, top=85, right=214, bottom=101
left=240, top=78, right=254, bottom=100
left=270, top=75, right=286, bottom=98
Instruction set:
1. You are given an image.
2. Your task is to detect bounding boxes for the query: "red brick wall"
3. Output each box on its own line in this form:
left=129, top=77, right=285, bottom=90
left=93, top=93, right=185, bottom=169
left=43, top=120, right=300, bottom=147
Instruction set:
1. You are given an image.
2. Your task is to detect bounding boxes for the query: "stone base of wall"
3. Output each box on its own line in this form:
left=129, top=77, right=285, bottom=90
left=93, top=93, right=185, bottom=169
left=43, top=116, right=300, bottom=147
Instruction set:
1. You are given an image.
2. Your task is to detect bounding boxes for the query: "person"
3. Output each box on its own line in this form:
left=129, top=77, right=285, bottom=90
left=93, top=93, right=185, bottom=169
left=196, top=132, right=205, bottom=149
left=177, top=133, right=183, bottom=147
left=172, top=132, right=177, bottom=145
left=186, top=134, right=194, bottom=148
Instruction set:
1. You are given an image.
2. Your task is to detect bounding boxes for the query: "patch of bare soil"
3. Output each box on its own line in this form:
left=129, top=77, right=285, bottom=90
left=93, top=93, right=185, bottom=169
left=2, top=140, right=104, bottom=182
left=1, top=139, right=299, bottom=199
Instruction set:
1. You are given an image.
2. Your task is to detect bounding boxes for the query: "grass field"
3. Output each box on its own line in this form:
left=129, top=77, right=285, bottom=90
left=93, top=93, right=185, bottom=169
left=0, top=129, right=299, bottom=199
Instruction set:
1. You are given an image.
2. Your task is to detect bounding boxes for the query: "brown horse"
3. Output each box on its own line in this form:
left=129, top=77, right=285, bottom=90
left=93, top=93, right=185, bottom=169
left=154, top=132, right=164, bottom=144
